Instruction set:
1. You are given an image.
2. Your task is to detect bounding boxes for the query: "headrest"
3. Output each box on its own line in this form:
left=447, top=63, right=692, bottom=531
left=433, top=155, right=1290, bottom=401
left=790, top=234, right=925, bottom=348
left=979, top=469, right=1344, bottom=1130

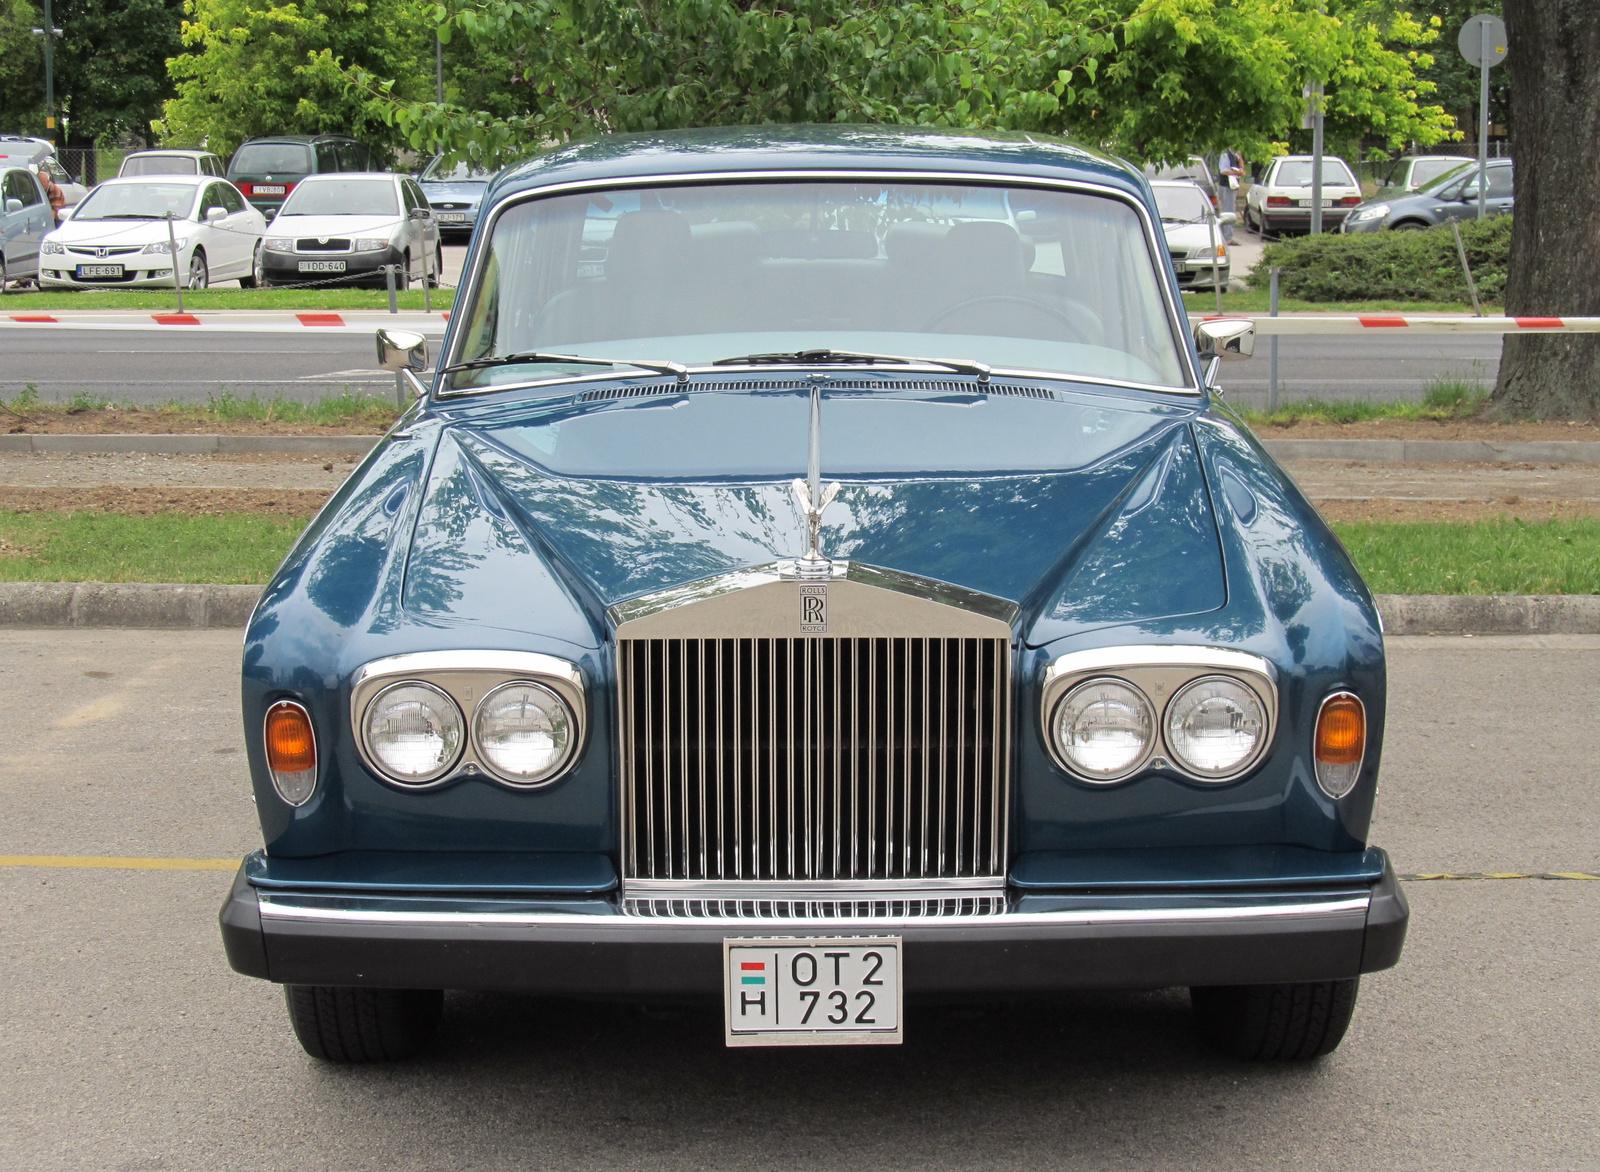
left=942, top=220, right=1035, bottom=275
left=607, top=211, right=693, bottom=279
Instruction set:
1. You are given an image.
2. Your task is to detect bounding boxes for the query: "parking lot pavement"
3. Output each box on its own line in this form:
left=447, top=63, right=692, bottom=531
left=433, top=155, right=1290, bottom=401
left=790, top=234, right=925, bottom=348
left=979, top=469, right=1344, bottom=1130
left=2, top=630, right=1598, bottom=1170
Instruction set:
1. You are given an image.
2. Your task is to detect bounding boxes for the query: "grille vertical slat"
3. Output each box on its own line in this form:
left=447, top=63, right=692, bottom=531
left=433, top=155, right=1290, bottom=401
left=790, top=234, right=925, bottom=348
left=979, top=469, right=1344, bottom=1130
left=622, top=635, right=1009, bottom=884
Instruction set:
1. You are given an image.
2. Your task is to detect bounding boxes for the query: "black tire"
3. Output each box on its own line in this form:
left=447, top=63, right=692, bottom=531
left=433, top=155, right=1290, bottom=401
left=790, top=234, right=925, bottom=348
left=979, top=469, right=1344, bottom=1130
left=1190, top=979, right=1359, bottom=1061
left=426, top=243, right=442, bottom=288
left=239, top=244, right=259, bottom=289
left=284, top=985, right=443, bottom=1062
left=1390, top=219, right=1429, bottom=231
left=0, top=257, right=7, bottom=293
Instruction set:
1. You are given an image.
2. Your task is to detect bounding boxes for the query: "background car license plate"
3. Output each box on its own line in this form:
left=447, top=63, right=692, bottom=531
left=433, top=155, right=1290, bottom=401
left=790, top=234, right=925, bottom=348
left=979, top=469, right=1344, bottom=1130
left=254, top=185, right=286, bottom=195
left=76, top=264, right=124, bottom=278
left=298, top=260, right=346, bottom=273
left=724, top=937, right=901, bottom=1046
left=437, top=212, right=467, bottom=223
left=1297, top=198, right=1337, bottom=207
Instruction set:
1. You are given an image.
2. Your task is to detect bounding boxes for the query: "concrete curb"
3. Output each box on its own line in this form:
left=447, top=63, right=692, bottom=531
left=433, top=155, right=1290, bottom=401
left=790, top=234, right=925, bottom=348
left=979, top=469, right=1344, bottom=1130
left=0, top=434, right=381, bottom=455
left=3, top=583, right=1598, bottom=634
left=1262, top=439, right=1600, bottom=464
left=0, top=583, right=261, bottom=629
left=4, top=434, right=1600, bottom=462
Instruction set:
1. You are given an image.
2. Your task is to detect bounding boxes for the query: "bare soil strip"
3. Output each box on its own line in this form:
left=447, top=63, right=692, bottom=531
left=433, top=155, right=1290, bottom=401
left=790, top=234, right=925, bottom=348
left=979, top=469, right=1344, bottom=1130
left=1250, top=418, right=1600, bottom=441
left=0, top=487, right=328, bottom=517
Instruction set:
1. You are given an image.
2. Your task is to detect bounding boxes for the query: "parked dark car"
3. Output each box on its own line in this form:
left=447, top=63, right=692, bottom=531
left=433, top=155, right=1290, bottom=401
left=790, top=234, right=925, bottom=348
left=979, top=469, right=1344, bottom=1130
left=1342, top=158, right=1513, bottom=233
left=220, top=125, right=1406, bottom=1066
left=226, top=135, right=379, bottom=219
left=417, top=156, right=496, bottom=238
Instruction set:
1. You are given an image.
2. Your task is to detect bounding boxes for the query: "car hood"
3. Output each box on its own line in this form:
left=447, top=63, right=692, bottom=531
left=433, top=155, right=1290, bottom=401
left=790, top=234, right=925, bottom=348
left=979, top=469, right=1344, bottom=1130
left=47, top=217, right=193, bottom=243
left=268, top=213, right=402, bottom=237
left=1159, top=221, right=1223, bottom=249
left=420, top=181, right=486, bottom=203
left=392, top=383, right=1228, bottom=648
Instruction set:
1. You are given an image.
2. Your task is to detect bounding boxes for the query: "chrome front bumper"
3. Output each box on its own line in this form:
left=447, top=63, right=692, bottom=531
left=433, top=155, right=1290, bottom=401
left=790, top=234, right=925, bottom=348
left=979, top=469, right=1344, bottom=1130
left=221, top=856, right=1407, bottom=996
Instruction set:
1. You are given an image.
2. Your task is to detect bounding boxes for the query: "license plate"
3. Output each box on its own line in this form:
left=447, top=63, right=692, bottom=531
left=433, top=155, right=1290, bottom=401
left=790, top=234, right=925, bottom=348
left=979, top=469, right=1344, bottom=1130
left=298, top=260, right=346, bottom=273
left=253, top=185, right=286, bottom=195
left=76, top=264, right=123, bottom=278
left=1297, top=198, right=1336, bottom=208
left=724, top=937, right=902, bottom=1047
left=436, top=212, right=467, bottom=223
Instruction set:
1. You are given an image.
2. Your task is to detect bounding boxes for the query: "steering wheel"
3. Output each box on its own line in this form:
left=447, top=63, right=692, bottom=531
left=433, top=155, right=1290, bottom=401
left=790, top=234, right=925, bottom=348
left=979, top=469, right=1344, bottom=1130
left=922, top=293, right=1084, bottom=337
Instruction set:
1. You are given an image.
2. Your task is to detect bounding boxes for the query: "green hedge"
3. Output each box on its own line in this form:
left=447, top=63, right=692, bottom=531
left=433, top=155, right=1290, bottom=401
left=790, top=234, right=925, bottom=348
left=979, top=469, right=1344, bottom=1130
left=1247, top=215, right=1511, bottom=303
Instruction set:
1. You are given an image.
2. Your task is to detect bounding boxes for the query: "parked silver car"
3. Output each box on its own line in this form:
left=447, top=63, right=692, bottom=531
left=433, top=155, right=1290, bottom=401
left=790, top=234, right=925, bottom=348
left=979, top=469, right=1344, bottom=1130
left=256, top=172, right=441, bottom=288
left=1, top=164, right=53, bottom=286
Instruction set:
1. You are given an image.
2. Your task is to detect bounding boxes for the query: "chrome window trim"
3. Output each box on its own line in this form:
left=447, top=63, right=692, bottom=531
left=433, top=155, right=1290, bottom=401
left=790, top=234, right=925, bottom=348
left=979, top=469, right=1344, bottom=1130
left=349, top=650, right=586, bottom=792
left=438, top=167, right=1202, bottom=398
left=262, top=698, right=318, bottom=807
left=1040, top=646, right=1279, bottom=786
left=257, top=892, right=1370, bottom=930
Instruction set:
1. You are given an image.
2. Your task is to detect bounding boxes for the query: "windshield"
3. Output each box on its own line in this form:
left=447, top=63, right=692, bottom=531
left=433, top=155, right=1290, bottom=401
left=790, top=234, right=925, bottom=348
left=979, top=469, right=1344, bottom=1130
left=71, top=182, right=196, bottom=221
left=1407, top=158, right=1469, bottom=188
left=451, top=180, right=1188, bottom=392
left=122, top=155, right=198, bottom=177
left=1272, top=159, right=1357, bottom=188
left=278, top=179, right=398, bottom=217
left=1153, top=186, right=1212, bottom=222
left=422, top=158, right=495, bottom=182
left=231, top=143, right=312, bottom=175
left=1417, top=161, right=1478, bottom=195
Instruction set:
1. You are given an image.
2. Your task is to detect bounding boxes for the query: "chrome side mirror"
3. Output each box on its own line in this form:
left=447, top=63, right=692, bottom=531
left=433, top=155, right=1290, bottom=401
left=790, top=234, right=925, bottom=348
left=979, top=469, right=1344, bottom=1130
left=1193, top=317, right=1255, bottom=361
left=376, top=328, right=428, bottom=372
left=1217, top=211, right=1238, bottom=226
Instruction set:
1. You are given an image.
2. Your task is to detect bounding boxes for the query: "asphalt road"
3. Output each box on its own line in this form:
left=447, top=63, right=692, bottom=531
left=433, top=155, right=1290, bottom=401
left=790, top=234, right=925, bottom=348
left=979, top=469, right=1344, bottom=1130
left=1, top=329, right=1505, bottom=409
left=2, top=630, right=1597, bottom=1170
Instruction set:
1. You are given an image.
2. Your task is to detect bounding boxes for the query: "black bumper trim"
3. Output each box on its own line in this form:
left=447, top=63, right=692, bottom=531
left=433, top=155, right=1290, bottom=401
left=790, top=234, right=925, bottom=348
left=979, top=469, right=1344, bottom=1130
left=219, top=855, right=1409, bottom=995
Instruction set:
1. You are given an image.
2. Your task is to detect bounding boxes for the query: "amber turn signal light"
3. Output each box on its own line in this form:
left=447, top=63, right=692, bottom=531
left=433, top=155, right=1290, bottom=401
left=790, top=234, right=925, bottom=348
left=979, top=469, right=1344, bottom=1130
left=265, top=700, right=318, bottom=806
left=1313, top=692, right=1366, bottom=799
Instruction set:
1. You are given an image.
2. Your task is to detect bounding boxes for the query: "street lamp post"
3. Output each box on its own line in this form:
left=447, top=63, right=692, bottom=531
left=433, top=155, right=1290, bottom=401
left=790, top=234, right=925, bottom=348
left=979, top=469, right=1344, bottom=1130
left=31, top=0, right=64, bottom=147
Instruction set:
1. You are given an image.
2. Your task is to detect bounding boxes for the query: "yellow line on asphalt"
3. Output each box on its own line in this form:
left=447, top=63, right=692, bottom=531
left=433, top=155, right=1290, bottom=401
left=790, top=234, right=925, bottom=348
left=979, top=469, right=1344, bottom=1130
left=1400, top=871, right=1600, bottom=881
left=0, top=855, right=237, bottom=871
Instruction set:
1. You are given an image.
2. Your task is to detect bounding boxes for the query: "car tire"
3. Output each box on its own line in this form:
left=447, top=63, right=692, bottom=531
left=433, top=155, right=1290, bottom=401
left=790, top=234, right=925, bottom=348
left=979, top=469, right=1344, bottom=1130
left=426, top=243, right=442, bottom=288
left=0, top=257, right=7, bottom=294
left=187, top=250, right=209, bottom=290
left=1242, top=205, right=1257, bottom=234
left=284, top=985, right=443, bottom=1063
left=401, top=251, right=412, bottom=290
left=1390, top=220, right=1428, bottom=231
left=239, top=244, right=260, bottom=289
left=1190, top=978, right=1359, bottom=1061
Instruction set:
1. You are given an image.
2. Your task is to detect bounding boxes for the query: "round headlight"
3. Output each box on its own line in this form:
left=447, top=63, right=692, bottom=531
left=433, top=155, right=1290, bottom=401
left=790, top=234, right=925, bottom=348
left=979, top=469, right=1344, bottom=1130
left=472, top=681, right=576, bottom=786
left=1052, top=678, right=1155, bottom=782
left=362, top=682, right=464, bottom=784
left=1164, top=676, right=1267, bottom=780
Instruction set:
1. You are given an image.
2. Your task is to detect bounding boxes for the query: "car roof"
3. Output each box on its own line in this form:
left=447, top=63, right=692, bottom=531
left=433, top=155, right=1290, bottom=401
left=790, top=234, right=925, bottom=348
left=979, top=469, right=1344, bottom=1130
left=236, top=135, right=358, bottom=145
left=1149, top=179, right=1207, bottom=189
left=490, top=125, right=1147, bottom=207
left=294, top=171, right=398, bottom=181
left=1273, top=154, right=1351, bottom=162
left=126, top=149, right=217, bottom=158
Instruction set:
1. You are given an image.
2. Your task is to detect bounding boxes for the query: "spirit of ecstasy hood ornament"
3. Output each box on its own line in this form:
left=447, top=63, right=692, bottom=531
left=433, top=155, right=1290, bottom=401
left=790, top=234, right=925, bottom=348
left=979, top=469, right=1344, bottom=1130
left=790, top=381, right=841, bottom=579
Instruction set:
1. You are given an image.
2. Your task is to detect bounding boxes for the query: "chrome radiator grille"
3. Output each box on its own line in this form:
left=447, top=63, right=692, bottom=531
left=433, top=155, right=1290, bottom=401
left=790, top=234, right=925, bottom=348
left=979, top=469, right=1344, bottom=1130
left=619, top=636, right=1010, bottom=884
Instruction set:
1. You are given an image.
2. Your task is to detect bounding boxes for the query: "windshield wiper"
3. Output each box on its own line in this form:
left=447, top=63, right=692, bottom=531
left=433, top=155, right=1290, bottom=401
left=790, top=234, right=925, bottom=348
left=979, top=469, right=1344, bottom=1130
left=98, top=213, right=165, bottom=220
left=712, top=349, right=991, bottom=382
left=439, top=351, right=689, bottom=382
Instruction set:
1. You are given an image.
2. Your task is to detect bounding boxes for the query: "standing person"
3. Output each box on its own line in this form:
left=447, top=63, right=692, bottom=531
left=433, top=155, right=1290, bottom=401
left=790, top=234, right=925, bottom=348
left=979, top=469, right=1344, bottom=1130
left=1216, top=148, right=1245, bottom=242
left=35, top=165, right=65, bottom=225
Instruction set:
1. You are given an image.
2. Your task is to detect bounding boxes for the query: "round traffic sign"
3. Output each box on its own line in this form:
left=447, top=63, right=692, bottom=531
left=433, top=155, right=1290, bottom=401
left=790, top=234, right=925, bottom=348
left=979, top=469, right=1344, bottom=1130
left=1459, top=14, right=1508, bottom=67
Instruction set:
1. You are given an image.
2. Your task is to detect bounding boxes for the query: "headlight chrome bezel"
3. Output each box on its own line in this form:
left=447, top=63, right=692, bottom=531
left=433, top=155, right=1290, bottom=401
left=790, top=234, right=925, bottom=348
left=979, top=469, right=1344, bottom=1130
left=351, top=651, right=585, bottom=792
left=1041, top=646, right=1278, bottom=787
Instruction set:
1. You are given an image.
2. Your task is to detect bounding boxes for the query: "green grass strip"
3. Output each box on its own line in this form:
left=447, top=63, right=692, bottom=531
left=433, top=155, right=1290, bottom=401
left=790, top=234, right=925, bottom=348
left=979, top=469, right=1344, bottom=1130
left=1330, top=519, right=1600, bottom=596
left=1, top=288, right=456, bottom=311
left=0, top=512, right=307, bottom=585
left=1180, top=290, right=1486, bottom=315
left=3, top=512, right=1596, bottom=595
left=1239, top=377, right=1489, bottom=426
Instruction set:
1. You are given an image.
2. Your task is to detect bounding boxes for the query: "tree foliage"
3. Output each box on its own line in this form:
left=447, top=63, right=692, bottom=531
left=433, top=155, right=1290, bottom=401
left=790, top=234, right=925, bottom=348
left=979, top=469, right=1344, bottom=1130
left=0, top=0, right=44, bottom=131
left=339, top=0, right=1456, bottom=169
left=56, top=0, right=187, bottom=146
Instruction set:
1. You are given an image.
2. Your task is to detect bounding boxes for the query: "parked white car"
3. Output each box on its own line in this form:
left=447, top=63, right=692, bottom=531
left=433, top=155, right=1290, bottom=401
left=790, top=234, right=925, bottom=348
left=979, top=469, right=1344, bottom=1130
left=1150, top=180, right=1230, bottom=290
left=119, top=149, right=228, bottom=178
left=1, top=163, right=54, bottom=286
left=257, top=172, right=441, bottom=288
left=39, top=174, right=266, bottom=289
left=1243, top=155, right=1362, bottom=236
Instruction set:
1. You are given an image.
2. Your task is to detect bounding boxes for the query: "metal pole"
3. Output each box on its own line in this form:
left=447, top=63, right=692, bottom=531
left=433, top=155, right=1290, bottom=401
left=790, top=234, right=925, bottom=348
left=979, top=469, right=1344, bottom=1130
left=1450, top=220, right=1483, bottom=317
left=422, top=244, right=432, bottom=313
left=1268, top=266, right=1280, bottom=413
left=1477, top=21, right=1489, bottom=220
left=166, top=212, right=184, bottom=313
left=385, top=263, right=398, bottom=314
left=436, top=31, right=444, bottom=104
left=1208, top=215, right=1223, bottom=314
left=42, top=0, right=55, bottom=146
left=1310, top=80, right=1325, bottom=235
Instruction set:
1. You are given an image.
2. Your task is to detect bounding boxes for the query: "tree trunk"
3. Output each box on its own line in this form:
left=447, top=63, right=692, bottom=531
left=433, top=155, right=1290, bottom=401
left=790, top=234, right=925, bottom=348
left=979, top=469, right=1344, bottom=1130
left=1490, top=0, right=1600, bottom=419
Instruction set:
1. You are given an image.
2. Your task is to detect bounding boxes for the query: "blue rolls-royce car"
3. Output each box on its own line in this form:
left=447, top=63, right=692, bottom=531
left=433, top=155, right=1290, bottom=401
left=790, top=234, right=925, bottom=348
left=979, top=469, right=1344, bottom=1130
left=221, top=126, right=1406, bottom=1063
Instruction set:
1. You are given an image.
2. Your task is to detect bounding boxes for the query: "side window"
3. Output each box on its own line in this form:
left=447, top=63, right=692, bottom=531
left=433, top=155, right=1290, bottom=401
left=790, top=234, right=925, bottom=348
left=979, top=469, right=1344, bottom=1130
left=206, top=156, right=223, bottom=177
left=1486, top=167, right=1514, bottom=197
left=220, top=183, right=246, bottom=214
left=200, top=183, right=228, bottom=216
left=338, top=141, right=369, bottom=172
left=8, top=170, right=41, bottom=206
left=405, top=180, right=427, bottom=212
left=399, top=180, right=418, bottom=213
left=314, top=141, right=341, bottom=172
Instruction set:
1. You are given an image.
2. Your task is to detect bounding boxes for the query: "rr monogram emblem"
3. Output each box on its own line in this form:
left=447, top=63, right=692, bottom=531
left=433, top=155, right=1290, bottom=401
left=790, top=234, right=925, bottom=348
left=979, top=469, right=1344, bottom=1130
left=799, top=585, right=827, bottom=633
